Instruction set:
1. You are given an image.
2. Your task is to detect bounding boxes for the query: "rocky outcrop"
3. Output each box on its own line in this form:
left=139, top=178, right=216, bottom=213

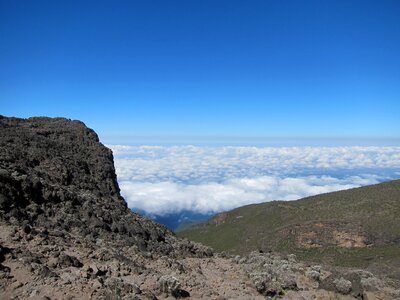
left=208, top=212, right=228, bottom=226
left=0, top=116, right=210, bottom=257
left=239, top=252, right=400, bottom=299
left=282, top=221, right=369, bottom=249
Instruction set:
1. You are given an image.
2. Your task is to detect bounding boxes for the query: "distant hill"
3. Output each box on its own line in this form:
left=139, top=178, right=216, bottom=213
left=143, top=210, right=213, bottom=231
left=178, top=180, right=400, bottom=277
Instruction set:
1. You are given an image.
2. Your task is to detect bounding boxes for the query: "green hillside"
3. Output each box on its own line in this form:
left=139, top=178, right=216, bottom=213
left=178, top=180, right=400, bottom=276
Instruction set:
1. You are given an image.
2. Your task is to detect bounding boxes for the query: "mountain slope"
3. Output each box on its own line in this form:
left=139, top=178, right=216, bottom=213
left=0, top=116, right=398, bottom=299
left=178, top=180, right=400, bottom=274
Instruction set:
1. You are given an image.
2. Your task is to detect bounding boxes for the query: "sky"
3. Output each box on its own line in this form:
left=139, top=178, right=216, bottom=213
left=1, top=1, right=400, bottom=229
left=1, top=0, right=400, bottom=143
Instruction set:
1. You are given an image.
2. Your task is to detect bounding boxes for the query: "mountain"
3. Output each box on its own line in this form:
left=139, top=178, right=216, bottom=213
left=0, top=116, right=210, bottom=256
left=178, top=180, right=400, bottom=278
left=150, top=211, right=213, bottom=231
left=0, top=115, right=398, bottom=299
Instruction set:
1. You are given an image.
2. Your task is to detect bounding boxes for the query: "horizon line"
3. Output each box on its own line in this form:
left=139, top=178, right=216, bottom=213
left=101, top=135, right=400, bottom=147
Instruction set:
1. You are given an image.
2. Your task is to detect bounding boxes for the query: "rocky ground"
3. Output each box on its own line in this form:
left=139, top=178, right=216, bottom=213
left=1, top=223, right=399, bottom=299
left=239, top=252, right=400, bottom=300
left=0, top=222, right=263, bottom=299
left=1, top=116, right=399, bottom=299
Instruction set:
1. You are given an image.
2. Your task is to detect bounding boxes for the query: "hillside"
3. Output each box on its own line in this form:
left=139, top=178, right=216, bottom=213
left=0, top=116, right=399, bottom=299
left=178, top=180, right=400, bottom=277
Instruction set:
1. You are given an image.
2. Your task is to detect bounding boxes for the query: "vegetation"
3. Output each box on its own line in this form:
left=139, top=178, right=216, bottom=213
left=178, top=180, right=400, bottom=275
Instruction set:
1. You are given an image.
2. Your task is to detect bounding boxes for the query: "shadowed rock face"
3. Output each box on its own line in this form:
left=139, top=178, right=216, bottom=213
left=0, top=116, right=211, bottom=257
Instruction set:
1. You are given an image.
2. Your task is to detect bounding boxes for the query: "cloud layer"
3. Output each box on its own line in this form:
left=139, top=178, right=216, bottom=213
left=109, top=145, right=400, bottom=215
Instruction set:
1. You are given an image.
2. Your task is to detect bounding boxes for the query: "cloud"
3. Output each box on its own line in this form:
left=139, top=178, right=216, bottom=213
left=119, top=175, right=380, bottom=215
left=108, top=145, right=400, bottom=215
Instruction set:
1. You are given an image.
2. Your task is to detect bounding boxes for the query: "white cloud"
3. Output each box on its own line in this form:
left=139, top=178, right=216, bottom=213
left=119, top=175, right=380, bottom=215
left=108, top=145, right=400, bottom=215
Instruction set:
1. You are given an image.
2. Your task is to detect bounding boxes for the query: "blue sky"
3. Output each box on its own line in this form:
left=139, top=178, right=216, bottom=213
left=1, top=0, right=399, bottom=143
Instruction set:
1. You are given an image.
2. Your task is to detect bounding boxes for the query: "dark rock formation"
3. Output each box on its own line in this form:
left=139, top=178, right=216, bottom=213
left=0, top=116, right=210, bottom=257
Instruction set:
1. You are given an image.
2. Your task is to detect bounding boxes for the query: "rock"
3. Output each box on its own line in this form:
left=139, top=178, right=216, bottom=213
left=311, top=265, right=322, bottom=273
left=306, top=270, right=321, bottom=281
left=244, top=252, right=299, bottom=296
left=0, top=264, right=11, bottom=279
left=333, top=277, right=352, bottom=294
left=361, top=276, right=383, bottom=291
left=0, top=245, right=10, bottom=263
left=287, top=254, right=297, bottom=263
left=23, top=224, right=32, bottom=234
left=57, top=254, right=83, bottom=268
left=157, top=275, right=182, bottom=296
left=234, top=255, right=241, bottom=263
left=0, top=116, right=210, bottom=258
left=250, top=271, right=285, bottom=297
left=104, top=277, right=141, bottom=296
left=0, top=193, right=11, bottom=210
left=29, top=290, right=39, bottom=298
left=37, top=265, right=58, bottom=278
left=92, top=279, right=103, bottom=290
left=10, top=281, right=23, bottom=290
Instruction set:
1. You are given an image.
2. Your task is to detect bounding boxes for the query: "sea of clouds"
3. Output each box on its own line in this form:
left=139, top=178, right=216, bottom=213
left=109, top=145, right=400, bottom=216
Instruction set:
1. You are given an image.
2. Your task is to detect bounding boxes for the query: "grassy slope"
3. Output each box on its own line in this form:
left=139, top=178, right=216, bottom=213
left=178, top=180, right=400, bottom=272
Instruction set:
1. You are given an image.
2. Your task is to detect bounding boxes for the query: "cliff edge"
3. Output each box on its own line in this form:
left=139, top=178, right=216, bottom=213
left=0, top=116, right=210, bottom=257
